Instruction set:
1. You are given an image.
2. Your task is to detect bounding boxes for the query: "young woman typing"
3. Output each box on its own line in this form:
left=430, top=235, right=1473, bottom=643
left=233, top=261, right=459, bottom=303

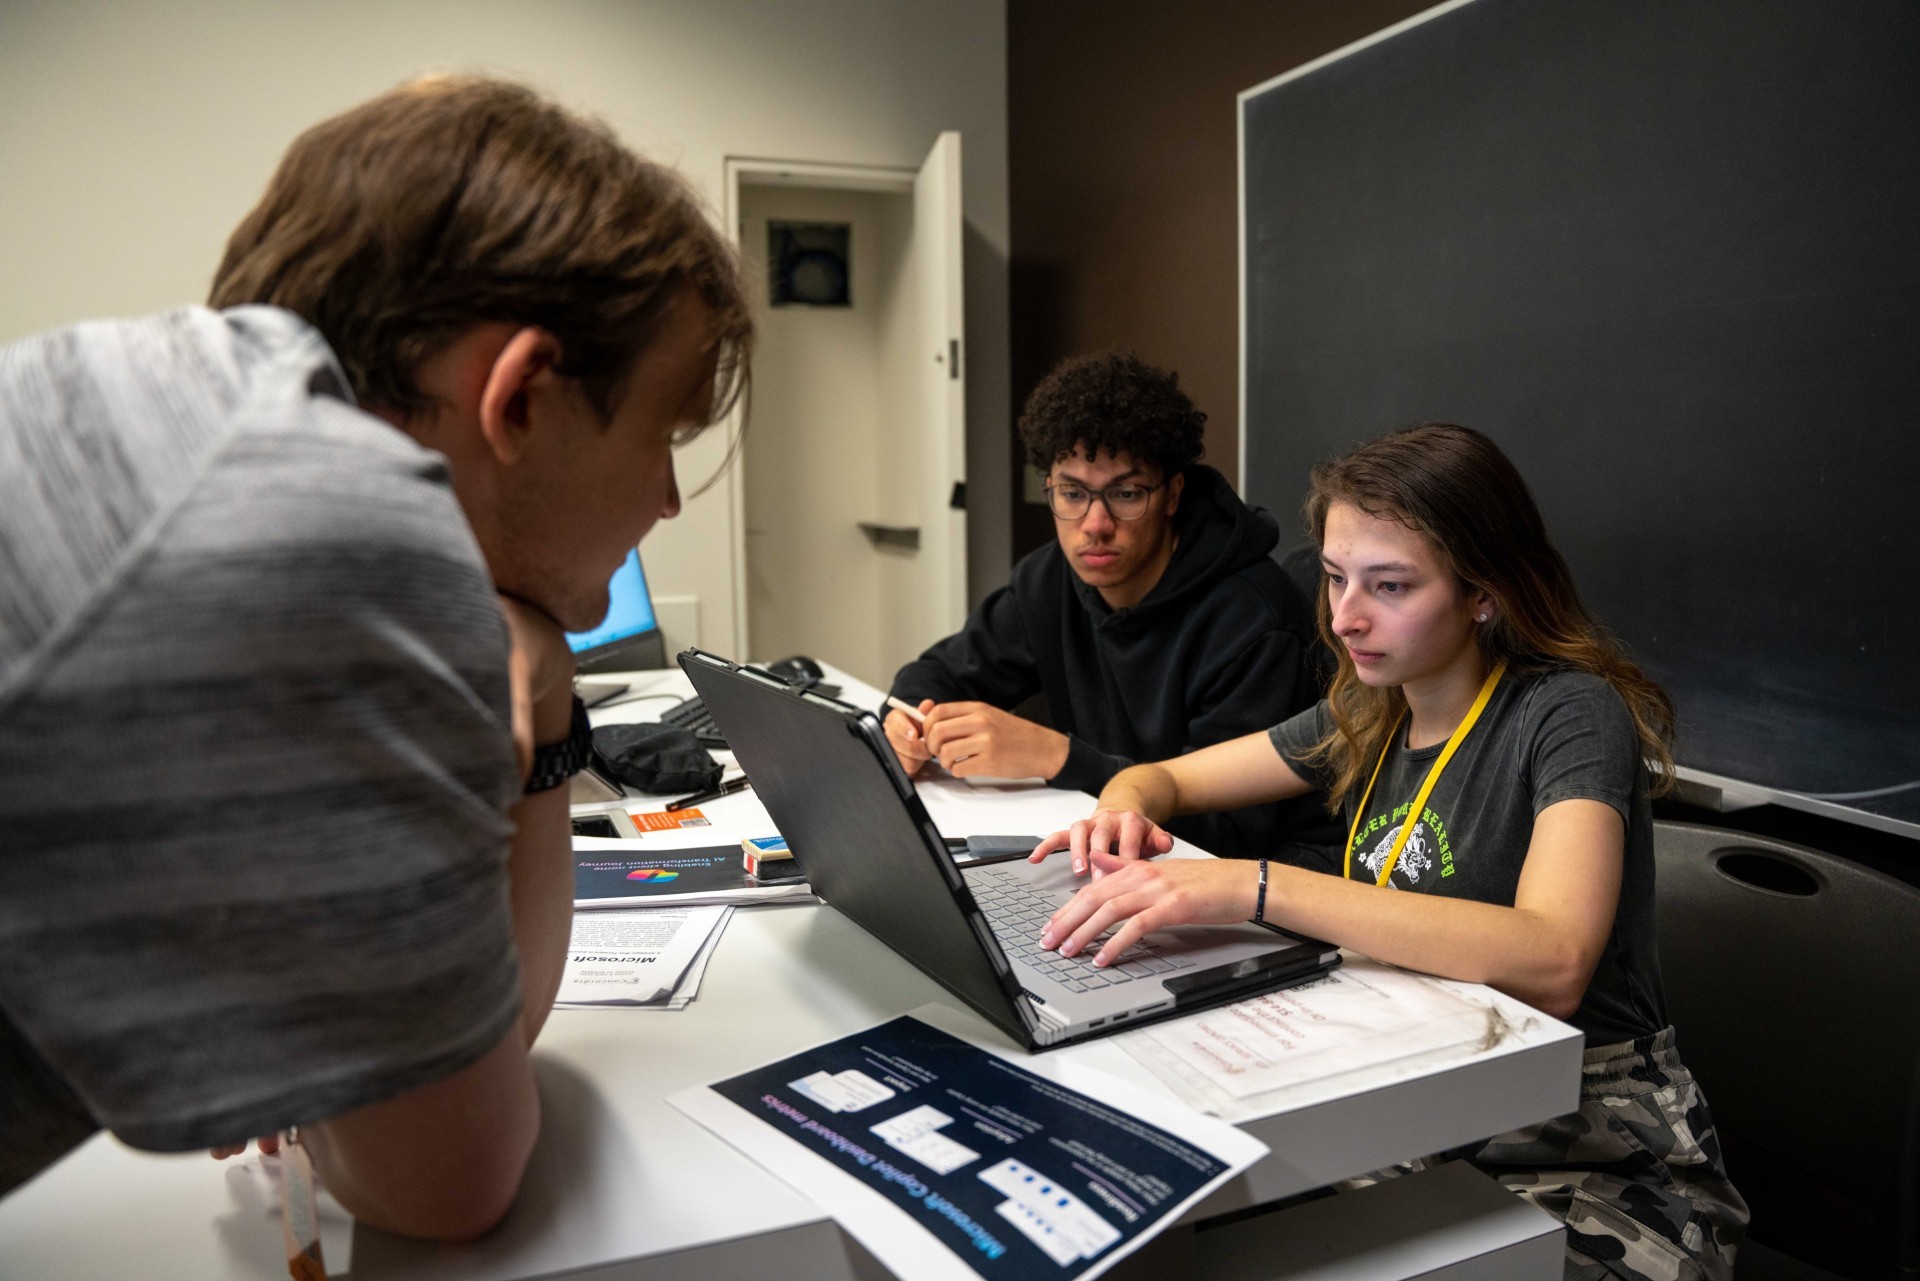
left=1028, top=424, right=1745, bottom=1281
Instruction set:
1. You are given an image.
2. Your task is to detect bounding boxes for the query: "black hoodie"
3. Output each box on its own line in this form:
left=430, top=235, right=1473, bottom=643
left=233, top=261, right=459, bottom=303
left=889, top=466, right=1338, bottom=863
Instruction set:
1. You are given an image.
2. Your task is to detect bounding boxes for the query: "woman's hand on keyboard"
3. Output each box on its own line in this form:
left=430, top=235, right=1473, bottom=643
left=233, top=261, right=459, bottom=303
left=1029, top=807, right=1174, bottom=877
left=1038, top=855, right=1258, bottom=968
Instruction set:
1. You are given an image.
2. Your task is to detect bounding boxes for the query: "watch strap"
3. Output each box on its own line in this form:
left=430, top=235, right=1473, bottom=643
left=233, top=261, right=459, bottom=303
left=525, top=695, right=593, bottom=794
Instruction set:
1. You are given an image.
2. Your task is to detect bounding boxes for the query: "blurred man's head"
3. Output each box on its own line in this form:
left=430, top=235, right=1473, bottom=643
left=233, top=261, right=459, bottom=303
left=210, top=76, right=752, bottom=627
left=1018, top=351, right=1204, bottom=609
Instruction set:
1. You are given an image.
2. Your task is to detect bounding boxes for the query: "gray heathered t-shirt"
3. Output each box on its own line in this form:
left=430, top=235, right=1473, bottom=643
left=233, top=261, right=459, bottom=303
left=1269, top=668, right=1666, bottom=1046
left=0, top=307, right=522, bottom=1195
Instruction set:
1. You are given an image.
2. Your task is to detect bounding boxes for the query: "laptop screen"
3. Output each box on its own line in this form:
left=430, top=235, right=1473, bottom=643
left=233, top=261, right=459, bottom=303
left=567, top=549, right=657, bottom=654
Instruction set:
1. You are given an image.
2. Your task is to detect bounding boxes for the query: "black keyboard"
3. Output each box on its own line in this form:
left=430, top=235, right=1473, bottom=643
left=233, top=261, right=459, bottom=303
left=661, top=695, right=729, bottom=749
left=659, top=677, right=839, bottom=752
left=968, top=866, right=1194, bottom=990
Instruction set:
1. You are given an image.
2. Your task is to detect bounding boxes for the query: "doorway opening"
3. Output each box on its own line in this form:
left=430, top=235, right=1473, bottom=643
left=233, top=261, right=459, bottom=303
left=723, top=140, right=966, bottom=688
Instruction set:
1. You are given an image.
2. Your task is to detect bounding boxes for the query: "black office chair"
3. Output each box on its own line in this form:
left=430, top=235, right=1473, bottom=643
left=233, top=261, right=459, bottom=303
left=1652, top=820, right=1920, bottom=1280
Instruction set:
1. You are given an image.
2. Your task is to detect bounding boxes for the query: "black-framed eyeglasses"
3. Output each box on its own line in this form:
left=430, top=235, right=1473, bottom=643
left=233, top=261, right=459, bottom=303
left=1044, top=481, right=1163, bottom=522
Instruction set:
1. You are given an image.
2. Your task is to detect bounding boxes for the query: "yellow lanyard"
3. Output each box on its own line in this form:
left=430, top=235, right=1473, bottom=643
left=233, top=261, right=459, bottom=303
left=1344, top=661, right=1507, bottom=887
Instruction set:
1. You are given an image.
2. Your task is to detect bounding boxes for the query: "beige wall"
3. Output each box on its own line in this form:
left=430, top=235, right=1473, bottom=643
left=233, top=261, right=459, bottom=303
left=0, top=0, right=1011, bottom=650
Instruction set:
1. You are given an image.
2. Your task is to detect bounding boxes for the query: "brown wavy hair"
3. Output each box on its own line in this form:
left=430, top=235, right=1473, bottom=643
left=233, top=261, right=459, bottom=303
left=209, top=75, right=750, bottom=430
left=1298, top=422, right=1675, bottom=812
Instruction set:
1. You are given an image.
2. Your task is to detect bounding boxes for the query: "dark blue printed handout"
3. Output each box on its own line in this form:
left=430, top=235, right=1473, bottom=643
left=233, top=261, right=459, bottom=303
left=670, top=1010, right=1265, bottom=1281
left=573, top=844, right=746, bottom=903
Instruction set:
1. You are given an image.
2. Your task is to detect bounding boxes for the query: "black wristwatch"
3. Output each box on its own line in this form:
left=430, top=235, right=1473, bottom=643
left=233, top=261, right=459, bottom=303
left=525, top=695, right=593, bottom=794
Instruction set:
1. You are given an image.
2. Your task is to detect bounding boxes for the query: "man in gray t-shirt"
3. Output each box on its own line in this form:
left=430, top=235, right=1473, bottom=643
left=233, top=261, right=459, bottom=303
left=0, top=306, right=524, bottom=1181
left=0, top=78, right=751, bottom=1239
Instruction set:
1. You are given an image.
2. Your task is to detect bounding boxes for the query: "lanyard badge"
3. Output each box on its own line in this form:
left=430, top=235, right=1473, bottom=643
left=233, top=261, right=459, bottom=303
left=1344, top=661, right=1507, bottom=887
left=278, top=1127, right=330, bottom=1281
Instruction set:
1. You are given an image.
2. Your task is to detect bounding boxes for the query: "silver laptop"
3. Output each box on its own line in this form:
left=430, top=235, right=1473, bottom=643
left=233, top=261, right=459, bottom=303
left=680, top=650, right=1340, bottom=1049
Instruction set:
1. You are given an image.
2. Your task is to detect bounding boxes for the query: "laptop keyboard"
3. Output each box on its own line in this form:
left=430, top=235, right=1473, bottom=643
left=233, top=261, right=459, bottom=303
left=661, top=695, right=729, bottom=749
left=968, top=866, right=1194, bottom=990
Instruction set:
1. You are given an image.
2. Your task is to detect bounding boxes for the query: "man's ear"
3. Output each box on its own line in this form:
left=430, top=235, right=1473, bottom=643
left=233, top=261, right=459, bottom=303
left=476, top=328, right=563, bottom=465
left=1164, top=470, right=1185, bottom=519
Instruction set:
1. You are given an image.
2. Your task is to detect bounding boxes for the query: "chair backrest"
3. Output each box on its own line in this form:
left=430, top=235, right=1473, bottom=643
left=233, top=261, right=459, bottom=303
left=1653, top=820, right=1920, bottom=1269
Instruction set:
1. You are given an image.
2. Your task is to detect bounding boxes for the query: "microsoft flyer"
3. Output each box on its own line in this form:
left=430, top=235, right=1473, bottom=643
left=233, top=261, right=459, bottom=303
left=671, top=1009, right=1265, bottom=1281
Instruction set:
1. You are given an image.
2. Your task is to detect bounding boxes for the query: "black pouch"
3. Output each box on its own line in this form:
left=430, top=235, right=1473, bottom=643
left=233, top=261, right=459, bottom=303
left=590, top=722, right=722, bottom=795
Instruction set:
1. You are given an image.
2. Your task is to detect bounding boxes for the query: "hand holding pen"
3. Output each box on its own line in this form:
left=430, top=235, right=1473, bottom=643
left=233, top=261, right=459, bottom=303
left=882, top=696, right=936, bottom=777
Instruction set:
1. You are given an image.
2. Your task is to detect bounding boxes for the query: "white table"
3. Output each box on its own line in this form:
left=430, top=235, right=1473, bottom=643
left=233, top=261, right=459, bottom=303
left=0, top=665, right=1578, bottom=1279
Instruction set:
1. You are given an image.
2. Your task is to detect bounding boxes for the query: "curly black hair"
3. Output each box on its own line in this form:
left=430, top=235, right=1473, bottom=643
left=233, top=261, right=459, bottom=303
left=1018, top=350, right=1207, bottom=477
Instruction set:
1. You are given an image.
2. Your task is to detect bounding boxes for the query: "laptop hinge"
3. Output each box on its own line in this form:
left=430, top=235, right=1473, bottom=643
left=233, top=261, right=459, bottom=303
left=1022, top=992, right=1069, bottom=1046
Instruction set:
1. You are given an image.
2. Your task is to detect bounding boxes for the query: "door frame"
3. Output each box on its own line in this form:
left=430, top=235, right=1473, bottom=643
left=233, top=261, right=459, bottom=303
left=721, top=156, right=919, bottom=658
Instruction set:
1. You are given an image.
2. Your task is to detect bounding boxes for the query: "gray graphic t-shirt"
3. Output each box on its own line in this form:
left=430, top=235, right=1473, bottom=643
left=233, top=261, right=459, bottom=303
left=1269, top=669, right=1666, bottom=1045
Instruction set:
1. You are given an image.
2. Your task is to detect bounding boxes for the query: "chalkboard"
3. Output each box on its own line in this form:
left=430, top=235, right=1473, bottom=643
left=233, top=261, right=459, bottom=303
left=1241, top=0, right=1920, bottom=833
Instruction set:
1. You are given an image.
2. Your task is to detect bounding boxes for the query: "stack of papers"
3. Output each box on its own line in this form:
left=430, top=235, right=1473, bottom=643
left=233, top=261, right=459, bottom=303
left=554, top=904, right=733, bottom=1010
left=1115, top=956, right=1509, bottom=1121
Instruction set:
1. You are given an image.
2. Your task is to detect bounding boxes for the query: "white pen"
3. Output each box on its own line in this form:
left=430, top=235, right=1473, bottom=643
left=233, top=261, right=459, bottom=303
left=887, top=695, right=971, bottom=766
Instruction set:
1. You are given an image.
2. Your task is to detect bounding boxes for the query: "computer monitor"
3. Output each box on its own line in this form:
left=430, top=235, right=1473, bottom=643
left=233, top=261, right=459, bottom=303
left=566, top=548, right=666, bottom=673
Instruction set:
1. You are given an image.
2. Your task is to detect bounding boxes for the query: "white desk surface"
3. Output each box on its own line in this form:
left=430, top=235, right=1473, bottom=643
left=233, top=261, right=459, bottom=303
left=0, top=664, right=1579, bottom=1279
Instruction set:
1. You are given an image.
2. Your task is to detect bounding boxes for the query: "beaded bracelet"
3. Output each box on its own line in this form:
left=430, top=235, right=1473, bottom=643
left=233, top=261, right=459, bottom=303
left=1254, top=858, right=1270, bottom=925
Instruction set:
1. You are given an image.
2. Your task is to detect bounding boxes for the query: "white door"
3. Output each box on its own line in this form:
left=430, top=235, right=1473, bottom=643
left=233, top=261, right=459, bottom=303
left=725, top=134, right=967, bottom=683
left=910, top=131, right=968, bottom=647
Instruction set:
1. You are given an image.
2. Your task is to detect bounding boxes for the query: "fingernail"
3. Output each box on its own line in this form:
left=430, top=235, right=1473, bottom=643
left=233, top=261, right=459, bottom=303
left=1039, top=930, right=1054, bottom=949
left=1092, top=953, right=1108, bottom=968
left=1072, top=858, right=1084, bottom=875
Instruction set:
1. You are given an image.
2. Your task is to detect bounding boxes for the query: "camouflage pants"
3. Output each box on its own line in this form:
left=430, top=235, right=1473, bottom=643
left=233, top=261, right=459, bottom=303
left=1470, top=1027, right=1748, bottom=1280
left=1344, top=1027, right=1746, bottom=1279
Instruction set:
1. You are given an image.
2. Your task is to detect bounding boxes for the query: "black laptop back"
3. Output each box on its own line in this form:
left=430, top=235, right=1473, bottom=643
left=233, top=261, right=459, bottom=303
left=682, top=652, right=1031, bottom=1042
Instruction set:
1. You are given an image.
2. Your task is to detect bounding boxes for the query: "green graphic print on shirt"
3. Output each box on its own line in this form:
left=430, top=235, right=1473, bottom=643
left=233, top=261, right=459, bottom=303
left=1350, top=799, right=1458, bottom=887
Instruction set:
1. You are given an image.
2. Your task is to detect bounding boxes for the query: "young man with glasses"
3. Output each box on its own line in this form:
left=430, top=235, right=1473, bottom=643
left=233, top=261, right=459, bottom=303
left=884, top=351, right=1336, bottom=863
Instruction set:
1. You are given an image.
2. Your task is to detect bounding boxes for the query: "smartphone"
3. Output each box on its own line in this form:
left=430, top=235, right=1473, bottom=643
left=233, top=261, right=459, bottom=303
left=949, top=834, right=1045, bottom=865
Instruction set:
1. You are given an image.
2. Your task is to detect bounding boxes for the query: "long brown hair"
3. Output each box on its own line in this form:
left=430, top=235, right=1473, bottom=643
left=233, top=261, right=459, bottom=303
left=1298, top=423, right=1675, bottom=812
left=210, top=76, right=751, bottom=430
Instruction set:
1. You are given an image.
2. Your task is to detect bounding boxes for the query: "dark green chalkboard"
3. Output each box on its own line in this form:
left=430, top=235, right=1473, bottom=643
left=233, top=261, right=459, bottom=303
left=1241, top=0, right=1920, bottom=831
